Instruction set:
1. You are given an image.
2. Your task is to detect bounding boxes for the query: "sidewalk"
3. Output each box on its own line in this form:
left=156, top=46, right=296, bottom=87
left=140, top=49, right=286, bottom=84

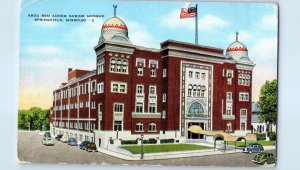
left=98, top=144, right=276, bottom=161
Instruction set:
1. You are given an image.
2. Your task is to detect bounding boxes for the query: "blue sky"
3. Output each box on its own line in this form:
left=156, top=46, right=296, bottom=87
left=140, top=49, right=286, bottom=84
left=19, top=0, right=278, bottom=109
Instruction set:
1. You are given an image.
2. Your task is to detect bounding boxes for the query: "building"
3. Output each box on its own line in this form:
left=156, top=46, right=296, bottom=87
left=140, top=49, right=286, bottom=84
left=251, top=102, right=276, bottom=134
left=50, top=10, right=255, bottom=148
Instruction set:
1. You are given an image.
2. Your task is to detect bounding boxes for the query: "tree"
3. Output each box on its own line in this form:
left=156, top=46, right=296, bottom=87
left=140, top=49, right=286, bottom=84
left=258, top=79, right=277, bottom=133
left=18, top=107, right=50, bottom=131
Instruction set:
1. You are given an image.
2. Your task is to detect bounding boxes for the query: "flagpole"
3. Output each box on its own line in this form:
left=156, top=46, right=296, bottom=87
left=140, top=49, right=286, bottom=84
left=195, top=4, right=198, bottom=45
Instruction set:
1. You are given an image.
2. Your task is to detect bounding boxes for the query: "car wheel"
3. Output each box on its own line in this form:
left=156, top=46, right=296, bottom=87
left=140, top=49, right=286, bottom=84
left=248, top=150, right=252, bottom=154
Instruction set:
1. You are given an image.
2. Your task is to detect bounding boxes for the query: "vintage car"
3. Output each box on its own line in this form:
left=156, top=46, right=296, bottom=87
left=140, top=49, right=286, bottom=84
left=85, top=142, right=98, bottom=152
left=243, top=143, right=264, bottom=153
left=42, top=137, right=54, bottom=146
left=252, top=152, right=276, bottom=164
left=67, top=138, right=78, bottom=146
left=60, top=133, right=69, bottom=143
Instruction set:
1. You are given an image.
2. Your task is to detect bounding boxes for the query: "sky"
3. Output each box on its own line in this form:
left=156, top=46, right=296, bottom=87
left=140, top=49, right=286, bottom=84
left=19, top=0, right=278, bottom=110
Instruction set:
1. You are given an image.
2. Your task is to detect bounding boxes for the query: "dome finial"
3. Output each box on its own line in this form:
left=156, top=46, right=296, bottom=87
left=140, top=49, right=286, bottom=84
left=113, top=4, right=118, bottom=17
left=236, top=31, right=239, bottom=41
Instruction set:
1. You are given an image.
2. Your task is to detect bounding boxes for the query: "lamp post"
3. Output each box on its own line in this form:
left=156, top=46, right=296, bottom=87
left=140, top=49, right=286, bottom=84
left=116, top=130, right=119, bottom=139
left=140, top=134, right=144, bottom=159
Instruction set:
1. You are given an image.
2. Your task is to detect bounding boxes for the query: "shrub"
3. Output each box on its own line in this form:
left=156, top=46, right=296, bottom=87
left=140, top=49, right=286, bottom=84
left=256, top=133, right=266, bottom=141
left=268, top=132, right=276, bottom=141
left=160, top=139, right=175, bottom=143
left=121, top=140, right=138, bottom=145
left=148, top=138, right=157, bottom=144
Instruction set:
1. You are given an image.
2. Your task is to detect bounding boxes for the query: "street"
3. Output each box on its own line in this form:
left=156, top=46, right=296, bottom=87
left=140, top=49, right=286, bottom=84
left=17, top=131, right=275, bottom=167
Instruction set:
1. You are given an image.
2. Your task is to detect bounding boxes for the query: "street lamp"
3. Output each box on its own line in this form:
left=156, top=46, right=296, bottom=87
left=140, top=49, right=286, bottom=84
left=137, top=134, right=144, bottom=159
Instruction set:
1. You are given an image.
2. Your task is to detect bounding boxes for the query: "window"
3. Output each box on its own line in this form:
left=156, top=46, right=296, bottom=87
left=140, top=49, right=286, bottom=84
left=97, top=57, right=105, bottom=74
left=226, top=107, right=232, bottom=115
left=189, top=71, right=193, bottom=78
left=226, top=122, right=232, bottom=132
left=110, top=58, right=128, bottom=74
left=188, top=85, right=192, bottom=96
left=137, top=85, right=143, bottom=94
left=149, top=85, right=156, bottom=95
left=227, top=78, right=232, bottom=85
left=136, top=102, right=143, bottom=113
left=114, top=103, right=124, bottom=113
left=149, top=103, right=156, bottom=113
left=195, top=72, right=200, bottom=79
left=201, top=73, right=206, bottom=80
left=239, top=92, right=249, bottom=101
left=240, top=109, right=247, bottom=117
left=193, top=85, right=197, bottom=96
left=162, top=110, right=166, bottom=119
left=238, top=74, right=251, bottom=86
left=162, top=93, right=166, bottom=102
left=149, top=123, right=157, bottom=132
left=114, top=121, right=122, bottom=131
left=241, top=123, right=246, bottom=131
left=97, top=82, right=104, bottom=93
left=227, top=92, right=232, bottom=100
left=111, top=82, right=127, bottom=93
left=137, top=66, right=143, bottom=76
left=163, top=69, right=167, bottom=77
left=135, top=122, right=143, bottom=132
left=200, top=90, right=205, bottom=97
left=150, top=68, right=156, bottom=77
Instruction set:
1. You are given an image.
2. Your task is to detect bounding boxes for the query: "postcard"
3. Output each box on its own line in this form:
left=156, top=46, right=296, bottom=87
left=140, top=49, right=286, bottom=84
left=18, top=0, right=278, bottom=167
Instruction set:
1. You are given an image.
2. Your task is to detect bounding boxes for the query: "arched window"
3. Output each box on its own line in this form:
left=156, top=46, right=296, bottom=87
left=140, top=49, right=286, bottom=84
left=188, top=85, right=192, bottom=96
left=226, top=122, right=232, bottom=132
left=187, top=102, right=204, bottom=117
left=122, top=60, right=128, bottom=73
left=193, top=85, right=197, bottom=96
left=136, top=122, right=143, bottom=132
left=197, top=85, right=201, bottom=96
left=148, top=122, right=156, bottom=132
left=116, top=60, right=122, bottom=72
left=110, top=59, right=116, bottom=72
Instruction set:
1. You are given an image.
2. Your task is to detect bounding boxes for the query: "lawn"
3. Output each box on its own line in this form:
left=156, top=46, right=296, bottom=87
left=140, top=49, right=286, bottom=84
left=120, top=144, right=211, bottom=154
left=227, top=140, right=276, bottom=147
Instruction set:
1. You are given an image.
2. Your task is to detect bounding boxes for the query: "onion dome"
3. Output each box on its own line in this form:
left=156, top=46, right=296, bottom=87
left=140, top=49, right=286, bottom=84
left=226, top=32, right=249, bottom=61
left=98, top=5, right=131, bottom=45
left=101, top=17, right=128, bottom=38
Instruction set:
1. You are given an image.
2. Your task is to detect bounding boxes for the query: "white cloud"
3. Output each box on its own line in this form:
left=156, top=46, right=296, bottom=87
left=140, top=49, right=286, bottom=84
left=250, top=37, right=278, bottom=65
left=160, top=9, right=229, bottom=32
left=24, top=45, right=63, bottom=57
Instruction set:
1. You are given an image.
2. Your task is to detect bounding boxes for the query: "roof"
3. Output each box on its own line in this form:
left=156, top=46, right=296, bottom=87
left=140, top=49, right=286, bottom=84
left=188, top=125, right=257, bottom=141
left=252, top=102, right=261, bottom=113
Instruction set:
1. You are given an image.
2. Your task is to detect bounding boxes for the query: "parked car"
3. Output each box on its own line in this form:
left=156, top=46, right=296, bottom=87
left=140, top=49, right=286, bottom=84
left=79, top=141, right=90, bottom=150
left=60, top=133, right=69, bottom=143
left=67, top=138, right=78, bottom=146
left=55, top=134, right=63, bottom=141
left=252, top=152, right=276, bottom=164
left=243, top=143, right=264, bottom=153
left=85, top=142, right=98, bottom=152
left=44, top=132, right=51, bottom=138
left=42, top=137, right=54, bottom=146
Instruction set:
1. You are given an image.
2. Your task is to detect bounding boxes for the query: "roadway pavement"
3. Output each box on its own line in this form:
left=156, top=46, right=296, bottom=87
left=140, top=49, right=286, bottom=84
left=17, top=131, right=275, bottom=167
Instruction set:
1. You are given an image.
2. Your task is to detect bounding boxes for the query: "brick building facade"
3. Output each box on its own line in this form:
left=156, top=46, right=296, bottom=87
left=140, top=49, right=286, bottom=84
left=50, top=13, right=255, bottom=147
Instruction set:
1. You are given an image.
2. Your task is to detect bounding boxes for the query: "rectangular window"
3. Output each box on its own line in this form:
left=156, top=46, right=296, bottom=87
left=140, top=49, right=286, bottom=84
left=162, top=110, right=166, bottom=119
left=114, top=121, right=122, bottom=131
left=137, top=85, right=143, bottom=94
left=137, top=66, right=143, bottom=76
left=227, top=92, right=232, bottom=100
left=195, top=72, right=200, bottom=79
left=240, top=109, right=247, bottom=117
left=162, top=93, right=166, bottom=102
left=201, top=73, right=206, bottom=80
left=97, top=82, right=104, bottom=93
left=226, top=107, right=232, bottom=115
left=163, top=69, right=167, bottom=77
left=136, top=102, right=143, bottom=113
left=149, top=103, right=156, bottom=113
left=111, top=82, right=127, bottom=93
left=114, top=103, right=124, bottom=113
left=150, top=68, right=156, bottom=77
left=188, top=71, right=193, bottom=78
left=239, top=92, right=249, bottom=101
left=241, top=123, right=246, bottom=131
left=149, top=85, right=156, bottom=95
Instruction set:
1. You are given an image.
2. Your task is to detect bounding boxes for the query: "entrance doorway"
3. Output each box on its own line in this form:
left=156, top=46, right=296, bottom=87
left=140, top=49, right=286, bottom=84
left=188, top=122, right=204, bottom=139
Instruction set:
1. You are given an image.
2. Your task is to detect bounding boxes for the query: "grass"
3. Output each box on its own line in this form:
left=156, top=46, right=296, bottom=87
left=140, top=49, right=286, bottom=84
left=227, top=140, right=276, bottom=147
left=120, top=144, right=211, bottom=154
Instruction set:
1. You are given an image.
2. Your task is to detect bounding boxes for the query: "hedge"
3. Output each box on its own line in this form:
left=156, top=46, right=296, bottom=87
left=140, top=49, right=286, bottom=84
left=256, top=133, right=266, bottom=141
left=160, top=139, right=175, bottom=143
left=121, top=140, right=138, bottom=145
